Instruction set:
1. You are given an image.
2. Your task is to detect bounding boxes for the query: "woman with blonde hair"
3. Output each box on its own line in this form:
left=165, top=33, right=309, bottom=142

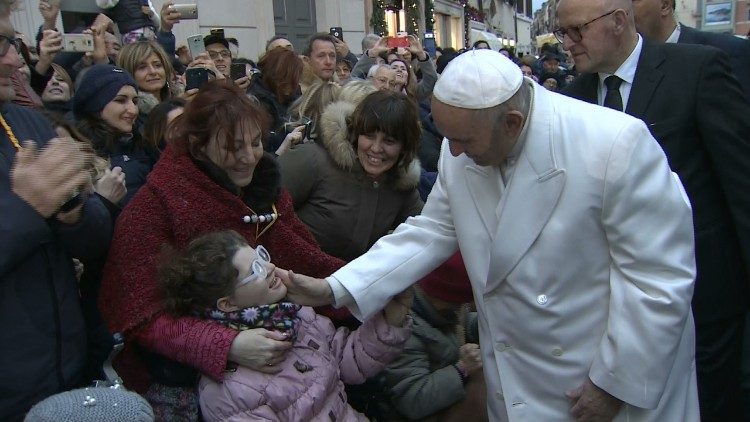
left=117, top=40, right=176, bottom=115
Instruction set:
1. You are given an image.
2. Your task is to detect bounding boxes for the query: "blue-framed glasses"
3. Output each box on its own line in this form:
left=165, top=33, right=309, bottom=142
left=236, top=245, right=271, bottom=288
left=553, top=10, right=618, bottom=43
left=0, top=34, right=19, bottom=57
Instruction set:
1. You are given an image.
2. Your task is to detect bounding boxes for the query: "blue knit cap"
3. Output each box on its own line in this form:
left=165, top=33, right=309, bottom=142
left=73, top=64, right=137, bottom=119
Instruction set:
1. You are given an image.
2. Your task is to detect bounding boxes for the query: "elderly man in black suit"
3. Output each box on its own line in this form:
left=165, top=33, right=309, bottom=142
left=559, top=0, right=750, bottom=420
left=631, top=0, right=750, bottom=102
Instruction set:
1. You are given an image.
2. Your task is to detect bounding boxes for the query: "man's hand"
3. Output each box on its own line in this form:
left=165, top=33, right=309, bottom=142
left=160, top=1, right=180, bottom=32
left=332, top=37, right=349, bottom=58
left=38, top=0, right=60, bottom=29
left=11, top=138, right=92, bottom=218
left=284, top=271, right=335, bottom=307
left=566, top=378, right=623, bottom=422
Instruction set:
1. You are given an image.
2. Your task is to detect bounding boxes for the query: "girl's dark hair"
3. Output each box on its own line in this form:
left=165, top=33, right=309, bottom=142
left=167, top=80, right=270, bottom=159
left=258, top=47, right=303, bottom=103
left=76, top=115, right=147, bottom=154
left=159, top=230, right=248, bottom=316
left=143, top=97, right=186, bottom=151
left=348, top=90, right=421, bottom=179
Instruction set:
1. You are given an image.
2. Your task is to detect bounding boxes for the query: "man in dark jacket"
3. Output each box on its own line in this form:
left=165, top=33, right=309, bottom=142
left=0, top=2, right=112, bottom=420
left=632, top=0, right=750, bottom=102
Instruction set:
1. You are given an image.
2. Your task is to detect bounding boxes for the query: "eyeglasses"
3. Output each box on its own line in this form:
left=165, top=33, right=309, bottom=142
left=373, top=77, right=397, bottom=88
left=236, top=245, right=271, bottom=288
left=0, top=34, right=19, bottom=57
left=208, top=50, right=231, bottom=60
left=553, top=10, right=618, bottom=43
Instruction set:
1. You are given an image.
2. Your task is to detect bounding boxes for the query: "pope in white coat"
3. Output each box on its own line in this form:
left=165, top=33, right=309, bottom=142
left=287, top=50, right=699, bottom=421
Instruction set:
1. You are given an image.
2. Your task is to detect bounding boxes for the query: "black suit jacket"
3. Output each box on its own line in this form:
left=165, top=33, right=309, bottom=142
left=678, top=24, right=750, bottom=103
left=564, top=40, right=750, bottom=323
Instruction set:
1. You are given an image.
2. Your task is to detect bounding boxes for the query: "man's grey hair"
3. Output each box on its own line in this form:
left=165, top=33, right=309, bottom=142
left=0, top=0, right=18, bottom=17
left=475, top=80, right=532, bottom=127
left=367, top=63, right=392, bottom=79
left=361, top=33, right=381, bottom=52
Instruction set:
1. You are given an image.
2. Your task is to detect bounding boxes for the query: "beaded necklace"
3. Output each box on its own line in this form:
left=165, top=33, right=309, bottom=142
left=242, top=203, right=280, bottom=239
left=0, top=113, right=21, bottom=150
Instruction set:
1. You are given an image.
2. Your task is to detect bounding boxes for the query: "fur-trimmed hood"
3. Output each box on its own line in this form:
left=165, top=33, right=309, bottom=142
left=318, top=99, right=421, bottom=191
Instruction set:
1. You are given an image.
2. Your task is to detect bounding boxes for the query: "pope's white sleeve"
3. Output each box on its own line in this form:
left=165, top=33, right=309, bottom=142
left=589, top=120, right=696, bottom=409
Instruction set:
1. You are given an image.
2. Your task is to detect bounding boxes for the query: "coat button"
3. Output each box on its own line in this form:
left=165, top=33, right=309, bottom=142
left=536, top=294, right=548, bottom=305
left=551, top=348, right=563, bottom=357
left=495, top=342, right=509, bottom=352
left=373, top=181, right=380, bottom=188
left=496, top=391, right=504, bottom=400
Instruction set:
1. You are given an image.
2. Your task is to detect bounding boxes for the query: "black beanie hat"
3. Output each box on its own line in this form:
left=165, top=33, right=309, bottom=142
left=73, top=64, right=137, bottom=119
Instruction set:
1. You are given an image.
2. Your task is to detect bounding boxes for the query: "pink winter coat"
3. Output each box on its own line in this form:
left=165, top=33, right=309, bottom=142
left=198, top=306, right=411, bottom=421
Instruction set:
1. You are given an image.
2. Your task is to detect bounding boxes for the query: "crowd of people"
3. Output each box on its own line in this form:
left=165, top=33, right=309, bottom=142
left=2, top=0, right=749, bottom=420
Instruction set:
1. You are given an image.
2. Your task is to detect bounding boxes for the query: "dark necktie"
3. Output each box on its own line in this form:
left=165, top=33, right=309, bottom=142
left=603, top=75, right=623, bottom=112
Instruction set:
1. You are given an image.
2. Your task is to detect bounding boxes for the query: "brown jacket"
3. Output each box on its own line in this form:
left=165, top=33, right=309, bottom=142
left=279, top=100, right=423, bottom=261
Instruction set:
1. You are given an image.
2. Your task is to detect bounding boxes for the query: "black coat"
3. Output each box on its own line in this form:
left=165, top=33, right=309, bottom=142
left=678, top=24, right=750, bottom=103
left=564, top=40, right=750, bottom=323
left=0, top=103, right=113, bottom=420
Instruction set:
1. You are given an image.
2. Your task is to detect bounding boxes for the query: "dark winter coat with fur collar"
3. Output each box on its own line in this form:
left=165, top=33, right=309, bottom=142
left=278, top=99, right=423, bottom=262
left=98, top=145, right=345, bottom=392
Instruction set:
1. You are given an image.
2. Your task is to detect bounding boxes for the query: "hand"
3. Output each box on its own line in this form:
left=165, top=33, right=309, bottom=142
left=566, top=378, right=623, bottom=422
left=11, top=138, right=92, bottom=218
left=228, top=328, right=293, bottom=374
left=188, top=53, right=225, bottom=80
left=95, top=166, right=127, bottom=205
left=383, top=288, right=413, bottom=326
left=92, top=13, right=114, bottom=32
left=72, top=258, right=84, bottom=281
left=84, top=26, right=108, bottom=65
left=141, top=5, right=153, bottom=18
left=160, top=1, right=180, bottom=32
left=457, top=343, right=482, bottom=376
left=178, top=88, right=199, bottom=102
left=234, top=75, right=251, bottom=92
left=275, top=125, right=305, bottom=156
left=332, top=37, right=349, bottom=57
left=283, top=270, right=335, bottom=307
left=369, top=36, right=389, bottom=59
left=38, top=0, right=60, bottom=29
left=36, top=30, right=62, bottom=74
left=407, top=35, right=426, bottom=60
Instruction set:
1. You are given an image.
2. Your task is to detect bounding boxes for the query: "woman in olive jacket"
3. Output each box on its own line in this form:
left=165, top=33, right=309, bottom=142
left=278, top=82, right=423, bottom=261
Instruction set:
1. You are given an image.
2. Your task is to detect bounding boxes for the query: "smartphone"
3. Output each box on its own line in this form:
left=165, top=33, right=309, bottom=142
left=61, top=33, right=94, bottom=52
left=230, top=63, right=247, bottom=81
left=387, top=36, right=409, bottom=49
left=186, top=34, right=205, bottom=58
left=185, top=67, right=210, bottom=91
left=300, top=116, right=313, bottom=141
left=423, top=32, right=436, bottom=57
left=170, top=3, right=198, bottom=19
left=329, top=27, right=343, bottom=42
left=210, top=28, right=225, bottom=39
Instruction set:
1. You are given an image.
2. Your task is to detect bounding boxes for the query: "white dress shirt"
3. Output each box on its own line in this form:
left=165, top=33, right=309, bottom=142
left=597, top=34, right=643, bottom=110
